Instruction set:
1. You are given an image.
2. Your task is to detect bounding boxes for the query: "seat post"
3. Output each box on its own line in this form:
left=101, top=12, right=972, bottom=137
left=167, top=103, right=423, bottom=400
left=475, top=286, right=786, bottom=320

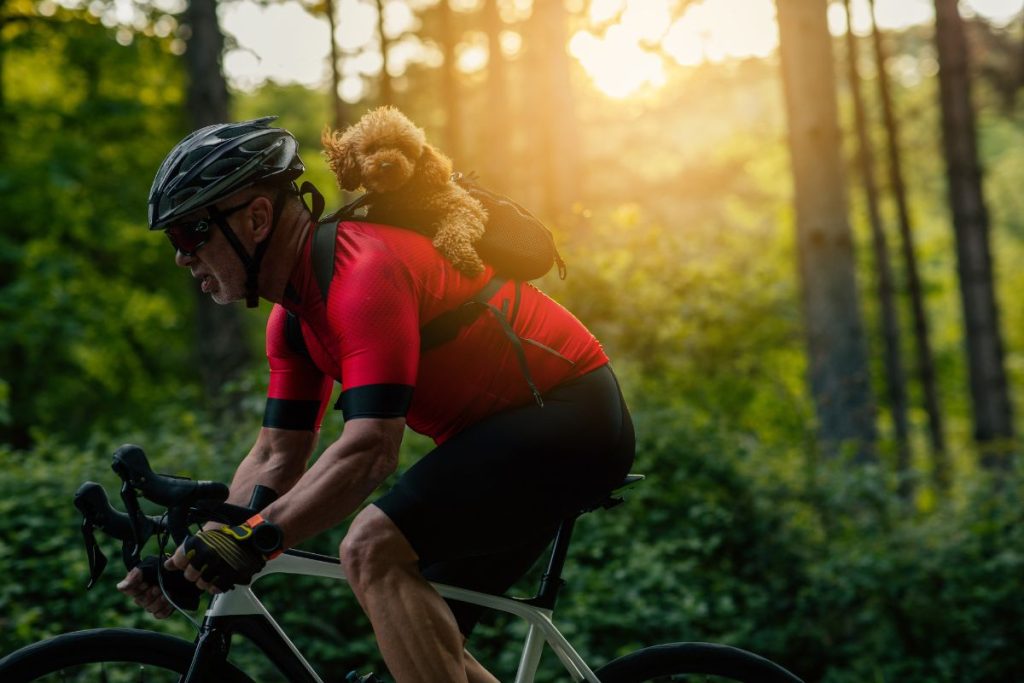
left=521, top=475, right=645, bottom=611
left=532, top=515, right=578, bottom=610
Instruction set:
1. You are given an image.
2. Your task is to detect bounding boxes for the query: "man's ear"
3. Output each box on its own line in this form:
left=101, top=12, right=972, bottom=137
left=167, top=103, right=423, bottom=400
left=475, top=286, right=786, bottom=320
left=250, top=195, right=275, bottom=243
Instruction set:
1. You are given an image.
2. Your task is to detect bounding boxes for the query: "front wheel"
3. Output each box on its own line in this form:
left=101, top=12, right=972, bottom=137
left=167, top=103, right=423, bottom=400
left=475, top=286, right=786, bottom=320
left=0, top=627, right=255, bottom=682
left=594, top=642, right=804, bottom=682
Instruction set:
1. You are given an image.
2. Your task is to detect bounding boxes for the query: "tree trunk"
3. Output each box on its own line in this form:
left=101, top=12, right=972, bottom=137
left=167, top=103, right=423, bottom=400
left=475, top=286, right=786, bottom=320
left=526, top=0, right=580, bottom=220
left=868, top=0, right=949, bottom=490
left=325, top=0, right=345, bottom=130
left=0, top=0, right=7, bottom=162
left=934, top=0, right=1015, bottom=469
left=0, top=0, right=5, bottom=115
left=437, top=0, right=462, bottom=165
left=843, top=0, right=911, bottom=494
left=375, top=0, right=393, bottom=106
left=776, top=0, right=876, bottom=460
left=1020, top=8, right=1024, bottom=111
left=481, top=0, right=511, bottom=191
left=183, top=0, right=252, bottom=404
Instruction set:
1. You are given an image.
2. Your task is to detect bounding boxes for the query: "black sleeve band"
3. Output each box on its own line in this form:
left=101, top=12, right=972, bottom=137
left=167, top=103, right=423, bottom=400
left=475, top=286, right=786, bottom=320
left=336, top=384, right=414, bottom=420
left=263, top=398, right=322, bottom=431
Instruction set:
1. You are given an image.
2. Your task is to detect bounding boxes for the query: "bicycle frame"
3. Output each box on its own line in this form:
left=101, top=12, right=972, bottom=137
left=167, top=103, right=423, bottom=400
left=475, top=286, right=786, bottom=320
left=190, top=549, right=601, bottom=683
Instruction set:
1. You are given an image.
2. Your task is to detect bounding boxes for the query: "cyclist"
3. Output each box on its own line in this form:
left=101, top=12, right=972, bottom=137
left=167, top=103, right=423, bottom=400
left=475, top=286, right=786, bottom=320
left=117, top=117, right=635, bottom=683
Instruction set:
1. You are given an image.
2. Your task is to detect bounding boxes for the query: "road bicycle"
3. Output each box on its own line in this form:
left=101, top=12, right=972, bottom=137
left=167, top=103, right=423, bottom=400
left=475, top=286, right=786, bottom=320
left=0, top=444, right=805, bottom=682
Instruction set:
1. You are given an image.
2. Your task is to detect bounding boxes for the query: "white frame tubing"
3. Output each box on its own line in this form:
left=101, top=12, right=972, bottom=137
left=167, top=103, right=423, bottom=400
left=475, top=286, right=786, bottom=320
left=205, top=552, right=601, bottom=683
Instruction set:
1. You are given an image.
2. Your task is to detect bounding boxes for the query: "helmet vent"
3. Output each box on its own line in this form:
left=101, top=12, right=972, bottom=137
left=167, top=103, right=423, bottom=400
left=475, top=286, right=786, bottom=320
left=181, top=148, right=209, bottom=173
left=148, top=116, right=304, bottom=229
left=202, top=158, right=246, bottom=178
left=169, top=186, right=201, bottom=204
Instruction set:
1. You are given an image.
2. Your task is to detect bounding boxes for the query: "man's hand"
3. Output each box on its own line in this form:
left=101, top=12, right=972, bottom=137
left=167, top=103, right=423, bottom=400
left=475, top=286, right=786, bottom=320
left=117, top=567, right=175, bottom=619
left=164, top=517, right=283, bottom=594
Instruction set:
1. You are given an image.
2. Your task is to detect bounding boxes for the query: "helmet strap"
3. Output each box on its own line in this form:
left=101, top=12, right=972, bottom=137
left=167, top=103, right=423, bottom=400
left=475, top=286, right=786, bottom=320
left=246, top=185, right=291, bottom=307
left=208, top=184, right=291, bottom=309
left=298, top=180, right=325, bottom=224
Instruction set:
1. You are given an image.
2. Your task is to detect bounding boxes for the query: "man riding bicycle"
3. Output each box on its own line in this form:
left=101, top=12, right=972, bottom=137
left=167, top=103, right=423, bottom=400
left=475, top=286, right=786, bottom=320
left=118, top=116, right=635, bottom=683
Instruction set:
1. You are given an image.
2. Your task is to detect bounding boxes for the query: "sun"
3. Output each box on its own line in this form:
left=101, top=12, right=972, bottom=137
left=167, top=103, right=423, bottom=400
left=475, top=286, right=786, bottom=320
left=569, top=24, right=667, bottom=99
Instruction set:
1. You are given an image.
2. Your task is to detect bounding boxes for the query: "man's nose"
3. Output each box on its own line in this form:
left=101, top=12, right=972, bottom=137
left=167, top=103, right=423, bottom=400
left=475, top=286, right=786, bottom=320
left=174, top=250, right=194, bottom=268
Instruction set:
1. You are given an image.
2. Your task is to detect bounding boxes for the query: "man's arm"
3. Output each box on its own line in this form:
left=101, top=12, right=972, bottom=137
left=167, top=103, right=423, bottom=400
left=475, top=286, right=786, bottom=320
left=163, top=416, right=406, bottom=594
left=117, top=425, right=318, bottom=616
left=218, top=426, right=320, bottom=512
left=256, top=417, right=405, bottom=548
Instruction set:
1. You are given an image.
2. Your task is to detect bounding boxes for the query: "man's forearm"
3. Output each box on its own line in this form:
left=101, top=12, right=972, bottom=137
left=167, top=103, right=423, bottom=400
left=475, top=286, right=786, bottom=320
left=201, top=428, right=318, bottom=532
left=260, top=418, right=403, bottom=549
left=225, top=446, right=307, bottom=508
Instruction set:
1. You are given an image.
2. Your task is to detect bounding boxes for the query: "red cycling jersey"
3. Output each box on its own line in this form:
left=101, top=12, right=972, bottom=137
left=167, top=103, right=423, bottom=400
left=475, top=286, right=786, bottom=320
left=264, top=221, right=608, bottom=443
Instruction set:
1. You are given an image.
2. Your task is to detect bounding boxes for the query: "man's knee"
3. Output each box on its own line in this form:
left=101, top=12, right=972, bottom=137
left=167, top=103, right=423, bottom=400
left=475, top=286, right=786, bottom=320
left=340, top=505, right=418, bottom=589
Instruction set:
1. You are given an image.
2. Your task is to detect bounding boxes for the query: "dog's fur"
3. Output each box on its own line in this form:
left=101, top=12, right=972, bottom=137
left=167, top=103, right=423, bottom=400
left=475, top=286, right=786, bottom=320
left=321, top=106, right=488, bottom=276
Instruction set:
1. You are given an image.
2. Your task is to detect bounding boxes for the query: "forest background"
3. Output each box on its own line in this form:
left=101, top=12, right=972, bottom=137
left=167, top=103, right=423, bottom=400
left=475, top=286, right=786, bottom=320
left=1, top=0, right=1023, bottom=681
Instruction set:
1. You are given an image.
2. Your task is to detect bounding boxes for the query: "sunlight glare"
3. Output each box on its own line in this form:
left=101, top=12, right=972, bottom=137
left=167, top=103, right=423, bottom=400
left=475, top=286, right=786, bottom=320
left=965, top=0, right=1024, bottom=26
left=336, top=0, right=378, bottom=51
left=620, top=0, right=672, bottom=44
left=589, top=0, right=626, bottom=24
left=457, top=32, right=490, bottom=73
left=569, top=24, right=666, bottom=98
left=221, top=1, right=329, bottom=89
left=662, top=0, right=777, bottom=66
left=208, top=0, right=1024, bottom=95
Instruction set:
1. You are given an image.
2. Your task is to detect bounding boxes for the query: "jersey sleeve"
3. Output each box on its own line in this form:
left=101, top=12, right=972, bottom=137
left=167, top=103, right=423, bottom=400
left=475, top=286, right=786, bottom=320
left=329, top=246, right=420, bottom=420
left=264, top=304, right=334, bottom=431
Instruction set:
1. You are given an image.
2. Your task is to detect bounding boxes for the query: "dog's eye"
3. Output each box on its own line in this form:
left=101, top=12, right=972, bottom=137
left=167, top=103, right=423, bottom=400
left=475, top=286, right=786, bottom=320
left=365, top=144, right=378, bottom=154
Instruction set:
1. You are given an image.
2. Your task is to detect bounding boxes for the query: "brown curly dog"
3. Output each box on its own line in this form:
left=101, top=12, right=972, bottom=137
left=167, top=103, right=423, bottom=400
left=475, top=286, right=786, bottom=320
left=321, top=106, right=488, bottom=276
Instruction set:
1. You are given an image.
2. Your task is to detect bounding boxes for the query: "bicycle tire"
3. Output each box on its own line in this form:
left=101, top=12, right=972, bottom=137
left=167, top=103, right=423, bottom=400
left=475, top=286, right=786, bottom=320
left=0, top=627, right=256, bottom=682
left=594, top=642, right=804, bottom=682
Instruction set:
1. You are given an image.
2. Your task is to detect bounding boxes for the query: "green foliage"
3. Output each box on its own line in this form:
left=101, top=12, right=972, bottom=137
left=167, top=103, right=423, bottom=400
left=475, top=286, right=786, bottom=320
left=3, top=408, right=1023, bottom=682
left=2, top=5, right=1024, bottom=683
left=0, top=429, right=217, bottom=651
left=0, top=9, right=192, bottom=446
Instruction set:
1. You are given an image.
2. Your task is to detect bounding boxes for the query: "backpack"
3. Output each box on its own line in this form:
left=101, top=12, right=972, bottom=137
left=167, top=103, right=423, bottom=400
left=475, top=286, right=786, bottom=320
left=322, top=172, right=566, bottom=282
left=290, top=176, right=570, bottom=407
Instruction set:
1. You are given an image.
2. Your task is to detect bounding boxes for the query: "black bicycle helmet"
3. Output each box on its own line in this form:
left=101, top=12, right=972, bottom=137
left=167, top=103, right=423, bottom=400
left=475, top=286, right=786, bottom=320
left=148, top=116, right=304, bottom=230
left=148, top=117, right=310, bottom=307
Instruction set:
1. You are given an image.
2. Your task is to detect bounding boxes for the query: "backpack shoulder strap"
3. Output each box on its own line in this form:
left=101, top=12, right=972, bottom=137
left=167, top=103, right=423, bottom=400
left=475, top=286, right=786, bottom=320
left=311, top=193, right=377, bottom=302
left=284, top=311, right=312, bottom=361
left=311, top=220, right=337, bottom=302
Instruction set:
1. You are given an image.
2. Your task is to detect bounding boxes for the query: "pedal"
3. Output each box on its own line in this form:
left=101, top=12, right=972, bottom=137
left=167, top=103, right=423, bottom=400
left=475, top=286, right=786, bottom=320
left=345, top=671, right=382, bottom=683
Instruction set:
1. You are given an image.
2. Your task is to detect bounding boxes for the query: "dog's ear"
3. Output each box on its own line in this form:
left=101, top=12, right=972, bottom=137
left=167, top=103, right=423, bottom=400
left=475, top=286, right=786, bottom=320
left=339, top=147, right=362, bottom=191
left=322, top=126, right=363, bottom=191
left=417, top=144, right=453, bottom=187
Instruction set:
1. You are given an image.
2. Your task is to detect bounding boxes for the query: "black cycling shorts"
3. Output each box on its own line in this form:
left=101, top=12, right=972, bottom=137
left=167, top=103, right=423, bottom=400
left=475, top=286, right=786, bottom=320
left=373, top=363, right=635, bottom=636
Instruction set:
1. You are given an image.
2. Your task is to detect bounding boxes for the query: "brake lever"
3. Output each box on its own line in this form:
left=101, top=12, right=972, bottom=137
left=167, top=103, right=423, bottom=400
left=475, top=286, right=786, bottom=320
left=166, top=505, right=190, bottom=546
left=80, top=519, right=108, bottom=589
left=119, top=480, right=146, bottom=568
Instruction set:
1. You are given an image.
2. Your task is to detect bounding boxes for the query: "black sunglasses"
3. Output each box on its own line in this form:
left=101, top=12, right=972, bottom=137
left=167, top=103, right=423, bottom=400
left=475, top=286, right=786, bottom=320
left=165, top=198, right=255, bottom=256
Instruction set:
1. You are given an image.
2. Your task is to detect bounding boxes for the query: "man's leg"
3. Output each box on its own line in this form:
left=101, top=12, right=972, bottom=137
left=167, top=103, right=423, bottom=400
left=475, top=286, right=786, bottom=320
left=341, top=504, right=489, bottom=683
left=344, top=367, right=634, bottom=681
